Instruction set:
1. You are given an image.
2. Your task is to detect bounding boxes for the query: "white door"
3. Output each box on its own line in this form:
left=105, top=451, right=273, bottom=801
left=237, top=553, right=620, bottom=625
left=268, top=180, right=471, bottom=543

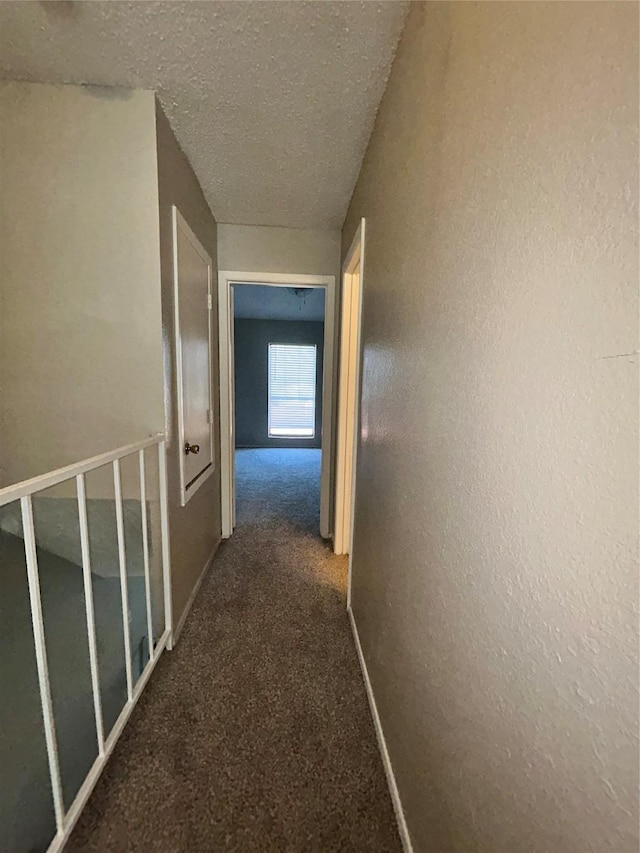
left=173, top=207, right=214, bottom=506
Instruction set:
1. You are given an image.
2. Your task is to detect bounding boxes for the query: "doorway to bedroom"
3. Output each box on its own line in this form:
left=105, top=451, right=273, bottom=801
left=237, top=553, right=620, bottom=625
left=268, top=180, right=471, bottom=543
left=218, top=274, right=336, bottom=540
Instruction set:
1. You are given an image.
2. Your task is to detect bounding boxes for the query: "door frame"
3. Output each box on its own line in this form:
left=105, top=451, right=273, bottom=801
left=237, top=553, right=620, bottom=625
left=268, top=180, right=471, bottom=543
left=172, top=206, right=215, bottom=507
left=334, top=219, right=365, bottom=600
left=218, top=270, right=336, bottom=539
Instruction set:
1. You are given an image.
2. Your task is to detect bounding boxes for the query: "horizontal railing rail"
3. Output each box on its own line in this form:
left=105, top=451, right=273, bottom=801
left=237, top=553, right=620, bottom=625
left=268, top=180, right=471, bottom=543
left=1, top=434, right=172, bottom=853
left=0, top=434, right=163, bottom=507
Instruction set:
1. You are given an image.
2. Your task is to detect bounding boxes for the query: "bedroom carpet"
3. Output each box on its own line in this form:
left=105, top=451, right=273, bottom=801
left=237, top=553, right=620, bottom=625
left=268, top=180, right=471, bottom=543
left=68, top=448, right=401, bottom=852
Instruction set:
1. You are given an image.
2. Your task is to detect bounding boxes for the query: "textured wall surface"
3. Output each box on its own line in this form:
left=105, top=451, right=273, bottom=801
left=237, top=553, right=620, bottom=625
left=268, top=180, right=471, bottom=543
left=234, top=319, right=324, bottom=449
left=217, top=224, right=340, bottom=279
left=343, top=3, right=639, bottom=851
left=0, top=81, right=164, bottom=486
left=0, top=1, right=408, bottom=229
left=156, top=103, right=222, bottom=633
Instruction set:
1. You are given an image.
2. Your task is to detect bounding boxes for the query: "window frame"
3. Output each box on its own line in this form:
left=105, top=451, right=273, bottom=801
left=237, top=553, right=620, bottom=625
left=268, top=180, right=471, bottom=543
left=267, top=341, right=318, bottom=440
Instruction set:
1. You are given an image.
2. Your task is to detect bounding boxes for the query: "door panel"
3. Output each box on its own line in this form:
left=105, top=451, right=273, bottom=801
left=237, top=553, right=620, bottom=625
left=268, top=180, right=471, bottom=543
left=173, top=208, right=213, bottom=505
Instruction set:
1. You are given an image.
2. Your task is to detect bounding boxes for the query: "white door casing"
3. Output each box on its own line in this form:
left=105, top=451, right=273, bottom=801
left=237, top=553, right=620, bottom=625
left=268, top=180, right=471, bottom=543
left=335, top=219, right=365, bottom=586
left=229, top=285, right=237, bottom=529
left=218, top=276, right=235, bottom=536
left=172, top=206, right=215, bottom=506
left=218, top=271, right=336, bottom=539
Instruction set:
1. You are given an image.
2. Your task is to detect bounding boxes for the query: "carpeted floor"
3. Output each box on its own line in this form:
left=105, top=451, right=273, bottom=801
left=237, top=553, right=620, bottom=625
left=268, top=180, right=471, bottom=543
left=68, top=448, right=400, bottom=852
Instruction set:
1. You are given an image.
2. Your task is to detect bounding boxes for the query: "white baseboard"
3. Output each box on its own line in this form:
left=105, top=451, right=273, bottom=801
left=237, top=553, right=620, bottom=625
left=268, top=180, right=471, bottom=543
left=172, top=540, right=219, bottom=645
left=348, top=606, right=414, bottom=853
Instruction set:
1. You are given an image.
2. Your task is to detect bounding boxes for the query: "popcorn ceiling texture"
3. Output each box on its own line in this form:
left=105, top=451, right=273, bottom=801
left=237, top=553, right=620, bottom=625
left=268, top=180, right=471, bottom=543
left=0, top=0, right=408, bottom=229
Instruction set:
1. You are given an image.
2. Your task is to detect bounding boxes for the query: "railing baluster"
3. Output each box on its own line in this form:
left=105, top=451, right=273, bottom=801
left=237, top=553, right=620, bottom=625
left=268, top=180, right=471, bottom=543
left=76, top=473, right=105, bottom=755
left=3, top=437, right=170, bottom=853
left=113, top=458, right=134, bottom=701
left=20, top=495, right=65, bottom=832
left=158, top=441, right=173, bottom=648
left=138, top=450, right=155, bottom=662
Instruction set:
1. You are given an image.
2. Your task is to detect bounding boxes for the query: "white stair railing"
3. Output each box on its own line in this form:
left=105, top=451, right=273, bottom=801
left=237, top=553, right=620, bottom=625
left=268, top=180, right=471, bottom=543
left=0, top=435, right=172, bottom=853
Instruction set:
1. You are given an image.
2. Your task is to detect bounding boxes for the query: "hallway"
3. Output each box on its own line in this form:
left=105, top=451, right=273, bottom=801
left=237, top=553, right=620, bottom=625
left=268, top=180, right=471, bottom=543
left=68, top=449, right=400, bottom=852
left=1, top=3, right=637, bottom=850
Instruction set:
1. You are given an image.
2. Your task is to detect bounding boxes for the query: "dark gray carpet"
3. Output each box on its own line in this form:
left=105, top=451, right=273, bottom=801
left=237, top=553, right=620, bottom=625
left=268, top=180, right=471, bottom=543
left=68, top=448, right=401, bottom=852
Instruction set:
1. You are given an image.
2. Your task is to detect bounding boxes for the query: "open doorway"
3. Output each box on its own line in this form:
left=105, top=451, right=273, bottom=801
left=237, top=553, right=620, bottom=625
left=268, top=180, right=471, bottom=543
left=218, top=272, right=336, bottom=539
left=234, top=285, right=324, bottom=533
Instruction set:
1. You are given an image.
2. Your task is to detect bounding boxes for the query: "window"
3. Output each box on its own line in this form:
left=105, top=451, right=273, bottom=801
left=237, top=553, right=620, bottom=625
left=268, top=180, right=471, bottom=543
left=268, top=343, right=317, bottom=438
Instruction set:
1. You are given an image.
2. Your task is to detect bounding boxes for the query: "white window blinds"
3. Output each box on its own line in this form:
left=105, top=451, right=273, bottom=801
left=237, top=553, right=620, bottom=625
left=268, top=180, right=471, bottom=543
left=268, top=343, right=317, bottom=438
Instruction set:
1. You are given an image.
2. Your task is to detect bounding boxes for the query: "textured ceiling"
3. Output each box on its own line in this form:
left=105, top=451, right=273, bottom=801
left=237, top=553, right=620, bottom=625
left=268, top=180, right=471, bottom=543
left=233, top=284, right=325, bottom=322
left=0, top=0, right=408, bottom=229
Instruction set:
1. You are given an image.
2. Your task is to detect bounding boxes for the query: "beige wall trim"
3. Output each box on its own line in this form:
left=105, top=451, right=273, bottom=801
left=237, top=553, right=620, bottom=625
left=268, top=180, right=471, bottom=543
left=348, top=606, right=414, bottom=853
left=171, top=540, right=219, bottom=646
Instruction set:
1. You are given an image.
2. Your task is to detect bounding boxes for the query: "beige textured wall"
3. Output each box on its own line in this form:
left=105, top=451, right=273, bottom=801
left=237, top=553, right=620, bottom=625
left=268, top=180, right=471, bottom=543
left=0, top=82, right=164, bottom=486
left=342, top=3, right=639, bottom=852
left=156, top=103, right=222, bottom=633
left=217, top=224, right=340, bottom=278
